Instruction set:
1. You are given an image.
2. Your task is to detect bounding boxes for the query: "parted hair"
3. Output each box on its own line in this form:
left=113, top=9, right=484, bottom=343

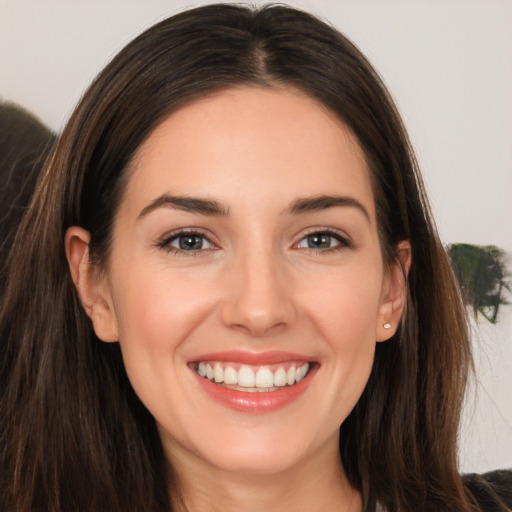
left=0, top=4, right=478, bottom=511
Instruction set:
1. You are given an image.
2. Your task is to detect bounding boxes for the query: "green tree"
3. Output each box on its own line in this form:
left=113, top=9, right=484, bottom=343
left=447, top=243, right=511, bottom=323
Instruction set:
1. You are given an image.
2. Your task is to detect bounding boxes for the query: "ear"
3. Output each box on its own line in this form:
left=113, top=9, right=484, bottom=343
left=376, top=240, right=411, bottom=342
left=65, top=226, right=119, bottom=342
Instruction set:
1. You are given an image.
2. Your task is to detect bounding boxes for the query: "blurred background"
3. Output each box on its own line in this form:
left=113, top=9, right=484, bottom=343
left=0, top=0, right=510, bottom=473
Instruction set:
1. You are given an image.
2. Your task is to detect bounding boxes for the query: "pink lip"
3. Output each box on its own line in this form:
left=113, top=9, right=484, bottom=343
left=188, top=351, right=318, bottom=413
left=189, top=350, right=312, bottom=366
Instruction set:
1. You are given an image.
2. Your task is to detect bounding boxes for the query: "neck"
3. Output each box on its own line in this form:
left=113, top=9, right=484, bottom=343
left=165, top=435, right=362, bottom=512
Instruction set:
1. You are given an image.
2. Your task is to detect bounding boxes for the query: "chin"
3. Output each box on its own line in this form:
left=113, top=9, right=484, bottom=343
left=203, top=442, right=310, bottom=475
left=188, top=420, right=330, bottom=476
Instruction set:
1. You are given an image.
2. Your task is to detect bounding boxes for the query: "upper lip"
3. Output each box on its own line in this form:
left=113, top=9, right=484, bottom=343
left=189, top=350, right=315, bottom=366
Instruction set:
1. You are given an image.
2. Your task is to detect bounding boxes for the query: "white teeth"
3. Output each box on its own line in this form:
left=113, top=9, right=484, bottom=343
left=238, top=365, right=256, bottom=387
left=224, top=365, right=238, bottom=385
left=213, top=363, right=224, bottom=383
left=255, top=368, right=274, bottom=388
left=196, top=362, right=311, bottom=389
left=273, top=367, right=287, bottom=387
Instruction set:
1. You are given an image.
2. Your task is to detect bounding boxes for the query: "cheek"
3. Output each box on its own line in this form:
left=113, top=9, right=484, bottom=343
left=301, top=264, right=382, bottom=407
left=111, top=265, right=220, bottom=368
left=108, top=266, right=222, bottom=430
left=303, top=264, right=384, bottom=342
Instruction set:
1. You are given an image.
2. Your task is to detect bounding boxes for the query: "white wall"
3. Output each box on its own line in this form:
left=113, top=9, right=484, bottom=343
left=1, top=0, right=511, bottom=473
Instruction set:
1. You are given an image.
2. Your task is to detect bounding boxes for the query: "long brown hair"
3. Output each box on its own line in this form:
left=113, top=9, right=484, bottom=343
left=0, top=4, right=477, bottom=511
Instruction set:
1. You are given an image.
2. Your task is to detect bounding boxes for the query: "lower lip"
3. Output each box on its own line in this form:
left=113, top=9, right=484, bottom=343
left=192, top=365, right=317, bottom=413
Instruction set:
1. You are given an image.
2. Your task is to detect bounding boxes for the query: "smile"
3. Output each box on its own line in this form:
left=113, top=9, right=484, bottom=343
left=195, top=361, right=310, bottom=391
left=189, top=352, right=317, bottom=412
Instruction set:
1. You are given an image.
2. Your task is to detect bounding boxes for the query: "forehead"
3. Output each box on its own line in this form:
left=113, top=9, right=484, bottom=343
left=122, top=86, right=375, bottom=219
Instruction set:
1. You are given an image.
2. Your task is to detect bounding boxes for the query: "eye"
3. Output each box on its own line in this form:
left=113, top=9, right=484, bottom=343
left=296, top=230, right=350, bottom=251
left=158, top=231, right=215, bottom=253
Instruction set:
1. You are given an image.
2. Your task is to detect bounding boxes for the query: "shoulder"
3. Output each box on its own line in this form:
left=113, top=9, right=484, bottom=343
left=463, top=469, right=512, bottom=511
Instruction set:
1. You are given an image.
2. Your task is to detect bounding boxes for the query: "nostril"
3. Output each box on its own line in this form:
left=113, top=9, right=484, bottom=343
left=224, top=316, right=289, bottom=338
left=220, top=291, right=296, bottom=337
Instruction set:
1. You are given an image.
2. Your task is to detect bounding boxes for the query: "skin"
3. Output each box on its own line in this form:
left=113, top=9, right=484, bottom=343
left=66, top=86, right=410, bottom=512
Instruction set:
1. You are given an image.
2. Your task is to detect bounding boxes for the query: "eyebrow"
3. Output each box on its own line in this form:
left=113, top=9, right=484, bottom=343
left=288, top=195, right=370, bottom=221
left=137, top=193, right=370, bottom=222
left=138, top=194, right=230, bottom=219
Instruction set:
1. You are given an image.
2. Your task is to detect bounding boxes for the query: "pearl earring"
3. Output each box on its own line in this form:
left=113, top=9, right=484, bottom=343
left=383, top=323, right=391, bottom=329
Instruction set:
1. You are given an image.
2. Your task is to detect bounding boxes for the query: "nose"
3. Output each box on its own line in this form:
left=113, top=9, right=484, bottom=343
left=220, top=247, right=297, bottom=337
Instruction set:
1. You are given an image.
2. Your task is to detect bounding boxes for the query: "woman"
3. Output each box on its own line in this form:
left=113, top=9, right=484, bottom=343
left=0, top=4, right=509, bottom=511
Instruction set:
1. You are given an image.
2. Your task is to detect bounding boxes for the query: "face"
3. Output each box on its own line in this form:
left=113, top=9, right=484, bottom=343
left=71, top=86, right=406, bottom=477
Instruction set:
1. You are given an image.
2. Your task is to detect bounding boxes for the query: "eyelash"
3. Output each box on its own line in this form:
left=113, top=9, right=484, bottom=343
left=156, top=228, right=352, bottom=256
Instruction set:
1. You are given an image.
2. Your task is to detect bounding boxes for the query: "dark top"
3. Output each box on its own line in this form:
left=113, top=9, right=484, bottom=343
left=464, top=469, right=512, bottom=511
